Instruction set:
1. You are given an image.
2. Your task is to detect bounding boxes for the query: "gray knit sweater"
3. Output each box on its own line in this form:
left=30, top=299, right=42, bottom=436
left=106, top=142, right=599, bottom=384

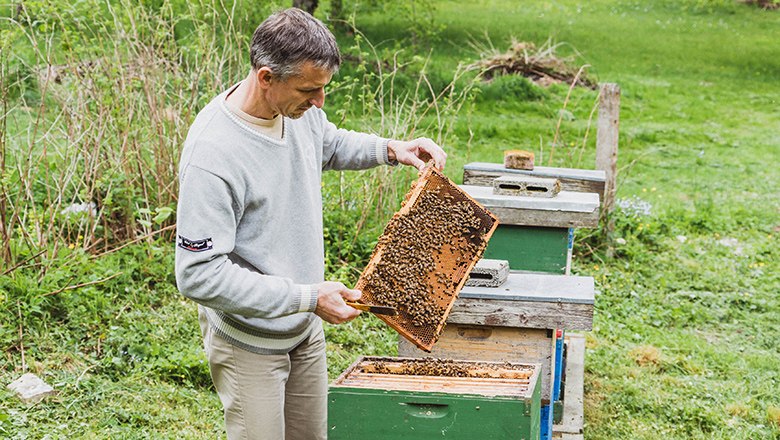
left=175, top=87, right=390, bottom=354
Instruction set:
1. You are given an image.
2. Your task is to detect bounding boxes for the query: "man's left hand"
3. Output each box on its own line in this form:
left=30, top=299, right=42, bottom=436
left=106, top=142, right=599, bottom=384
left=387, top=137, right=446, bottom=171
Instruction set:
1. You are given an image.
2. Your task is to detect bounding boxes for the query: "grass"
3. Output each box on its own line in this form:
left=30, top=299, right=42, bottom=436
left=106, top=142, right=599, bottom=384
left=2, top=0, right=780, bottom=438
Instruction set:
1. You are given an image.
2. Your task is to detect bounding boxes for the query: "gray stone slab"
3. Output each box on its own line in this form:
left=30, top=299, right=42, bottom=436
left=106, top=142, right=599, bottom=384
left=7, top=373, right=55, bottom=403
left=459, top=272, right=595, bottom=304
left=465, top=162, right=606, bottom=183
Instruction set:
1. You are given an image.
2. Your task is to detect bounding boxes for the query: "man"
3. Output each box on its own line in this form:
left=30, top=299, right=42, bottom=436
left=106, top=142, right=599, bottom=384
left=174, top=8, right=446, bottom=440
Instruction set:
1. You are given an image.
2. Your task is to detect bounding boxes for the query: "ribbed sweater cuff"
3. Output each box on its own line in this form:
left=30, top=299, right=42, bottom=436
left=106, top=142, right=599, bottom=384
left=298, top=284, right=319, bottom=313
left=375, top=138, right=397, bottom=166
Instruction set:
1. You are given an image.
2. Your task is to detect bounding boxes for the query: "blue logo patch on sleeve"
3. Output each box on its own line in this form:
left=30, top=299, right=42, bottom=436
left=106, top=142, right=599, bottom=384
left=178, top=235, right=213, bottom=252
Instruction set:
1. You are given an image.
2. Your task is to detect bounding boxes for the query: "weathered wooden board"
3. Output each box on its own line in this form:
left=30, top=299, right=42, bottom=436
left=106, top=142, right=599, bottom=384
left=331, top=356, right=540, bottom=398
left=461, top=185, right=600, bottom=228
left=553, top=334, right=585, bottom=438
left=596, top=83, right=620, bottom=213
left=398, top=324, right=557, bottom=402
left=450, top=273, right=594, bottom=331
left=463, top=162, right=606, bottom=197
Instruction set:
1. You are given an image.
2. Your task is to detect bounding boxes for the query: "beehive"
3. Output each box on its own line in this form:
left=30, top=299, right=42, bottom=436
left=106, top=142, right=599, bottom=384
left=355, top=166, right=498, bottom=351
left=329, top=356, right=541, bottom=440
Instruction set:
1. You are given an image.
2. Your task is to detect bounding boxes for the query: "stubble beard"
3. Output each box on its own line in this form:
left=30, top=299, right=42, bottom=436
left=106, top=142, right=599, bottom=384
left=288, top=104, right=312, bottom=120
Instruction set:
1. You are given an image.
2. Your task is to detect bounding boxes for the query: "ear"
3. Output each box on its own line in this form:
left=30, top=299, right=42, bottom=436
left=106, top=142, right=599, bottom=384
left=255, top=67, right=274, bottom=89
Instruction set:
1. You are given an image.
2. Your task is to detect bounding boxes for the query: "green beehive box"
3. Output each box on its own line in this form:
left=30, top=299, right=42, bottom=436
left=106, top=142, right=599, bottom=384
left=329, top=356, right=541, bottom=440
left=460, top=185, right=600, bottom=274
left=484, top=225, right=569, bottom=274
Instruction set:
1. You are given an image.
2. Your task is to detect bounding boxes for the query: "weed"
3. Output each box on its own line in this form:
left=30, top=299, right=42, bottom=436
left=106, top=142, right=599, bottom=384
left=629, top=345, right=661, bottom=368
left=769, top=406, right=780, bottom=427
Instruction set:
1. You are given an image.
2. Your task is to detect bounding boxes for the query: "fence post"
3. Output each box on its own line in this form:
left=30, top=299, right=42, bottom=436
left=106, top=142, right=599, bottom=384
left=596, top=83, right=620, bottom=215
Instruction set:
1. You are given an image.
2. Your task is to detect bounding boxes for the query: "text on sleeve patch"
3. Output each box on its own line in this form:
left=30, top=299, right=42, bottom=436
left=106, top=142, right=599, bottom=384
left=178, top=235, right=213, bottom=252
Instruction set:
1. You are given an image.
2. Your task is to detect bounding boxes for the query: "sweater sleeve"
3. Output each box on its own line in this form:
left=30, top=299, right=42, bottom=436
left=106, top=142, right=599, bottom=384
left=174, top=165, right=318, bottom=318
left=319, top=109, right=394, bottom=171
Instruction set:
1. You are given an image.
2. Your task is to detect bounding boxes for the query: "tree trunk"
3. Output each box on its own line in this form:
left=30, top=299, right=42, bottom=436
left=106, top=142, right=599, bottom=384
left=292, top=0, right=319, bottom=15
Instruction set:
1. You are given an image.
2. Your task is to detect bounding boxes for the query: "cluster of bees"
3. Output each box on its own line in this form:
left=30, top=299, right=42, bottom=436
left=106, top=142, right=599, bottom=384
left=361, top=181, right=490, bottom=329
left=364, top=358, right=528, bottom=378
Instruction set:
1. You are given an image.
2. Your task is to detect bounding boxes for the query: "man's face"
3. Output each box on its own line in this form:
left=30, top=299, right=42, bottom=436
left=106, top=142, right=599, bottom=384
left=265, top=61, right=332, bottom=119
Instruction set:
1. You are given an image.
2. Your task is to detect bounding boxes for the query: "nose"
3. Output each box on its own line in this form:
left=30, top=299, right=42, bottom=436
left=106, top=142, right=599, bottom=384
left=309, top=88, right=325, bottom=109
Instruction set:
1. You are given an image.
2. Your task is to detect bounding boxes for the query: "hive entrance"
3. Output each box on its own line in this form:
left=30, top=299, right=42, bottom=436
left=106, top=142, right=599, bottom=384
left=497, top=183, right=548, bottom=193
left=355, top=167, right=498, bottom=352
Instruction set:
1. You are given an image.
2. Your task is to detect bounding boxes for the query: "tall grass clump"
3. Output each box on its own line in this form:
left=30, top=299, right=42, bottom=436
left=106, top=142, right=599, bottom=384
left=0, top=0, right=260, bottom=270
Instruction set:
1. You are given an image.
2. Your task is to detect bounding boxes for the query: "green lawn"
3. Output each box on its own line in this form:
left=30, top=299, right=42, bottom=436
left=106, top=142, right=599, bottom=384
left=1, top=0, right=779, bottom=438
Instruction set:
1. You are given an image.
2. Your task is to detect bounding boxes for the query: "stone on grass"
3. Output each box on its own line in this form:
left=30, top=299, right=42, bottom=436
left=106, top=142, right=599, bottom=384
left=7, top=373, right=55, bottom=403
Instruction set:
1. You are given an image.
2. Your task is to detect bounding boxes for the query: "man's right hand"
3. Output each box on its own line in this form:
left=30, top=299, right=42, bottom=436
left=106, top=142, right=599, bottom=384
left=314, top=281, right=362, bottom=324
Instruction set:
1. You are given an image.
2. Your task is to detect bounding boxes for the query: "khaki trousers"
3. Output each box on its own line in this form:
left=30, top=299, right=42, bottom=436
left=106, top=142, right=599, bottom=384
left=199, top=310, right=327, bottom=440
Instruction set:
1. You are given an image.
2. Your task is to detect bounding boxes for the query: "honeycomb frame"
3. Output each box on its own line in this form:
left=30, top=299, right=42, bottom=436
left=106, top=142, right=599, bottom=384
left=354, top=166, right=499, bottom=352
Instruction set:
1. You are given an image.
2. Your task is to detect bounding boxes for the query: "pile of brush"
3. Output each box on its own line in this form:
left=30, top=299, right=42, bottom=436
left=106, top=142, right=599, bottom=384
left=742, top=0, right=779, bottom=10
left=469, top=39, right=596, bottom=89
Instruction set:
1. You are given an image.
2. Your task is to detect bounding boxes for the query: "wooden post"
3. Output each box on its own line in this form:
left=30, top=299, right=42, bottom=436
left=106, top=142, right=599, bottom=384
left=596, top=83, right=620, bottom=214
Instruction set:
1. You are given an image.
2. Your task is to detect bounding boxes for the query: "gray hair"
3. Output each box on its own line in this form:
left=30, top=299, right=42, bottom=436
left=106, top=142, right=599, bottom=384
left=250, top=8, right=341, bottom=80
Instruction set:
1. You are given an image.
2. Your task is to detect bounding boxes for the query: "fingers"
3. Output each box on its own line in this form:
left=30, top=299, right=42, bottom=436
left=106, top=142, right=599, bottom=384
left=339, top=305, right=361, bottom=322
left=394, top=138, right=446, bottom=171
left=410, top=155, right=426, bottom=171
left=343, top=288, right=362, bottom=302
left=417, top=138, right=447, bottom=170
left=314, top=281, right=362, bottom=324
